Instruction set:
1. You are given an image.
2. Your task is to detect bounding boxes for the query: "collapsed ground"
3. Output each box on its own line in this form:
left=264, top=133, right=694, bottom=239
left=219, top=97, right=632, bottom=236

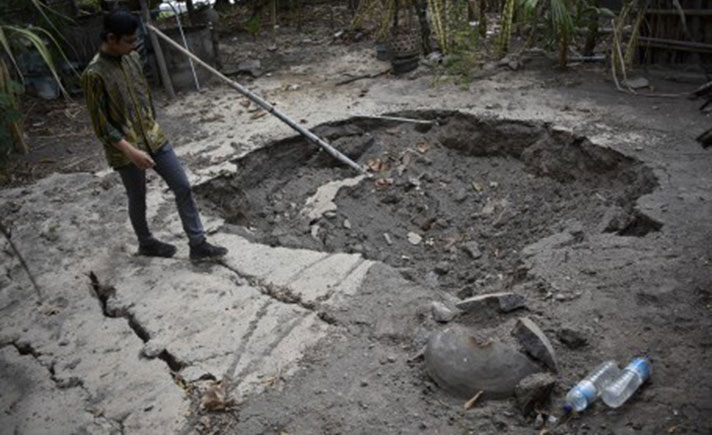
left=1, top=4, right=711, bottom=435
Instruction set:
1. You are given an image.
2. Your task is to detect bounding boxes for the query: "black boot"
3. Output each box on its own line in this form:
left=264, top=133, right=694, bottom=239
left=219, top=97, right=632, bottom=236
left=190, top=240, right=228, bottom=261
left=138, top=239, right=177, bottom=258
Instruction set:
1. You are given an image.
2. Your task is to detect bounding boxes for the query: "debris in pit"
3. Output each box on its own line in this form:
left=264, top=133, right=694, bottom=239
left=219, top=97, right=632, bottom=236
left=557, top=327, right=588, bottom=349
left=199, top=380, right=236, bottom=412
left=431, top=301, right=458, bottom=323
left=456, top=292, right=527, bottom=313
left=424, top=325, right=541, bottom=398
left=463, top=390, right=484, bottom=410
left=512, top=317, right=559, bottom=372
left=407, top=232, right=422, bottom=245
left=514, top=372, right=556, bottom=416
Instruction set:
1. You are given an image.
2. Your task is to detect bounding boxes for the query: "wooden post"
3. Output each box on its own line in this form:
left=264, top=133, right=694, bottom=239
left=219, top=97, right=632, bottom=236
left=138, top=0, right=175, bottom=99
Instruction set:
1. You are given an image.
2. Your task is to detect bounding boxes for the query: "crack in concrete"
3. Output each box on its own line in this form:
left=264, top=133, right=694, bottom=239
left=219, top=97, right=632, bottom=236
left=216, top=261, right=339, bottom=326
left=3, top=341, right=90, bottom=395
left=88, top=272, right=185, bottom=373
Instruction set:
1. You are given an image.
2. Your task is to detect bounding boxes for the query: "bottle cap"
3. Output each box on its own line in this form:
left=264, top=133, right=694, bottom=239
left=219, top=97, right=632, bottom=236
left=563, top=404, right=572, bottom=415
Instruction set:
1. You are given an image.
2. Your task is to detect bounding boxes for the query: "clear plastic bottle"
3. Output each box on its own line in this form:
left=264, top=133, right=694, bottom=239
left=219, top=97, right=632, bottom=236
left=601, top=357, right=652, bottom=408
left=563, top=360, right=621, bottom=413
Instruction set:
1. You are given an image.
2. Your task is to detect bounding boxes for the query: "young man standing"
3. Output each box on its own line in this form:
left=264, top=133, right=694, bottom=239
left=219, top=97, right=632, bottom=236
left=82, top=9, right=227, bottom=261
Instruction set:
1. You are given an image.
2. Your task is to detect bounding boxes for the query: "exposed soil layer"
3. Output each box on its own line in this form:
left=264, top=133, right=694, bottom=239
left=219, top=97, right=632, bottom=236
left=196, top=110, right=659, bottom=294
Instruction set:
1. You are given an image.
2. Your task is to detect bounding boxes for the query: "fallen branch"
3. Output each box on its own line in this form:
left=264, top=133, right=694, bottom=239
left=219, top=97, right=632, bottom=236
left=0, top=221, right=42, bottom=301
left=336, top=68, right=392, bottom=86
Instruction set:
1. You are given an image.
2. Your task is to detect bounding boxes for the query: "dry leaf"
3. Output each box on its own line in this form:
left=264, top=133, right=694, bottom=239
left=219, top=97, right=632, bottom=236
left=472, top=182, right=483, bottom=192
left=366, top=158, right=391, bottom=172
left=374, top=178, right=394, bottom=190
left=251, top=111, right=267, bottom=120
left=416, top=141, right=431, bottom=154
left=199, top=381, right=235, bottom=412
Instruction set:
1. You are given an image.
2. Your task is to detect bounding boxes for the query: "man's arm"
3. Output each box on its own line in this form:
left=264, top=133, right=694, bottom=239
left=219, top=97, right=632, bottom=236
left=82, top=70, right=155, bottom=169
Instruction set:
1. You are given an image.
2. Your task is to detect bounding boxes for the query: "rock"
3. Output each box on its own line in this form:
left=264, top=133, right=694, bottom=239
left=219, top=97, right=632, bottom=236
left=514, top=373, right=556, bottom=416
left=511, top=317, right=558, bottom=372
left=556, top=327, right=588, bottom=349
left=425, top=271, right=439, bottom=286
left=235, top=59, right=263, bottom=77
left=453, top=189, right=468, bottom=202
left=142, top=340, right=166, bottom=359
left=407, top=232, right=422, bottom=245
left=323, top=210, right=337, bottom=219
left=343, top=219, right=352, bottom=229
left=431, top=301, right=457, bottom=323
left=310, top=224, right=320, bottom=240
left=598, top=207, right=631, bottom=233
left=622, top=76, right=649, bottom=89
left=461, top=241, right=483, bottom=259
left=507, top=60, right=521, bottom=71
left=424, top=326, right=541, bottom=398
left=534, top=413, right=545, bottom=429
left=383, top=233, right=393, bottom=246
left=456, top=292, right=526, bottom=313
left=434, top=261, right=450, bottom=275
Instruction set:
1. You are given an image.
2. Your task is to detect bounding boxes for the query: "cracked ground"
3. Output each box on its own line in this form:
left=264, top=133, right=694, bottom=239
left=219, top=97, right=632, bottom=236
left=1, top=27, right=712, bottom=435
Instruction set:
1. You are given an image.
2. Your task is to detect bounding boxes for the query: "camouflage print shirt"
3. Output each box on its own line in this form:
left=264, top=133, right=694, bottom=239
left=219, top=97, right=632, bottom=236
left=82, top=50, right=167, bottom=168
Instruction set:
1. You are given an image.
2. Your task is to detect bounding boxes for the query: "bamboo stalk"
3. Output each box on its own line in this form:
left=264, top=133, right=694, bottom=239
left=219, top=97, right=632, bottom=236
left=146, top=24, right=368, bottom=176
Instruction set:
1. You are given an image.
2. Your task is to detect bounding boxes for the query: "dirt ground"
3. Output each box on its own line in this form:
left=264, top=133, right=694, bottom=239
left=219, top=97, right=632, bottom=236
left=1, top=3, right=711, bottom=435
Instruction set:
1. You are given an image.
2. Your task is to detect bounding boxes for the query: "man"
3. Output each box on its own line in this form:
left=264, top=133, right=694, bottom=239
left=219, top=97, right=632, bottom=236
left=82, top=9, right=227, bottom=261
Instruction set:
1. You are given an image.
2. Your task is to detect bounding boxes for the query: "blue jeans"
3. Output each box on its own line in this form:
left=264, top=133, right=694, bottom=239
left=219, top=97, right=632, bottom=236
left=117, top=143, right=206, bottom=247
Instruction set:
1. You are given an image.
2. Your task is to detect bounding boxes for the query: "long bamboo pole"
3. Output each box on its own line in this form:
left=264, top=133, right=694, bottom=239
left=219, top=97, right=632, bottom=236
left=146, top=24, right=368, bottom=175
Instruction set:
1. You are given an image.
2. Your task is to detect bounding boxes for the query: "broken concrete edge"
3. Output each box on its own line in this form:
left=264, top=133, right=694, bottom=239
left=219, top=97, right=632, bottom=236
left=511, top=317, right=559, bottom=373
left=456, top=292, right=527, bottom=314
left=514, top=372, right=557, bottom=416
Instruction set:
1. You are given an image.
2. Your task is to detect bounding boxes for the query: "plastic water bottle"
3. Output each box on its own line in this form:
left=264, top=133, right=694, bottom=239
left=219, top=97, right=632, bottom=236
left=601, top=357, right=652, bottom=408
left=563, top=360, right=621, bottom=413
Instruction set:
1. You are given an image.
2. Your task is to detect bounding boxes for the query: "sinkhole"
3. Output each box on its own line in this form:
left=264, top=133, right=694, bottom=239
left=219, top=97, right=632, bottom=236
left=195, top=111, right=660, bottom=293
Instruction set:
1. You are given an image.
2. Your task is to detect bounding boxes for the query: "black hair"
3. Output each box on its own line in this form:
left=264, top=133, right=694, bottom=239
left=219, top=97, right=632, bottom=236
left=101, top=9, right=139, bottom=42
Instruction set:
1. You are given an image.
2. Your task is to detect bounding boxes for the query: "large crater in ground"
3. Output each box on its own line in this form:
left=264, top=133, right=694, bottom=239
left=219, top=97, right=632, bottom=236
left=195, top=111, right=659, bottom=294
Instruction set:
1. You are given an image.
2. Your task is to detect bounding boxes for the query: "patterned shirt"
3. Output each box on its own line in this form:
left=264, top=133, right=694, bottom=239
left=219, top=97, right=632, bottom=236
left=82, top=50, right=167, bottom=168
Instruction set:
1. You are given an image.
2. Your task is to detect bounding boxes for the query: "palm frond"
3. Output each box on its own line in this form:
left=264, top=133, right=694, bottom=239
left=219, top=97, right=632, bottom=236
left=5, top=25, right=68, bottom=96
left=0, top=26, right=23, bottom=83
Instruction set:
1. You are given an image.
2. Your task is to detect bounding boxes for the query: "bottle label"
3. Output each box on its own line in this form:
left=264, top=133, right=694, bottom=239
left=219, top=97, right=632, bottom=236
left=628, top=358, right=651, bottom=381
left=575, top=380, right=597, bottom=403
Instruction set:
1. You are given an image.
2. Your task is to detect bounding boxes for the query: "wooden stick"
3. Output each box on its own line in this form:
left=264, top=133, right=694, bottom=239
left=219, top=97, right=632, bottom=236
left=146, top=24, right=368, bottom=176
left=336, top=68, right=391, bottom=86
left=463, top=390, right=484, bottom=410
left=0, top=222, right=42, bottom=301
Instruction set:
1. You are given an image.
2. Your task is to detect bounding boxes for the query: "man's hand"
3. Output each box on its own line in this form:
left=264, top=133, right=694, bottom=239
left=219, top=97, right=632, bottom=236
left=128, top=148, right=156, bottom=169
left=112, top=139, right=155, bottom=169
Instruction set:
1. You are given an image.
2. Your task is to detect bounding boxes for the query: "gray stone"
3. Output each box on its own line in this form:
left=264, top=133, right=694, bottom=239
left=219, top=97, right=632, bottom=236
left=511, top=317, right=558, bottom=372
left=514, top=372, right=556, bottom=416
left=434, top=261, right=450, bottom=275
left=456, top=292, right=526, bottom=313
left=142, top=340, right=166, bottom=359
left=622, top=76, right=649, bottom=89
left=556, top=327, right=588, bottom=349
left=462, top=241, right=483, bottom=259
left=424, top=326, right=541, bottom=398
left=407, top=232, right=422, bottom=245
left=431, top=301, right=457, bottom=323
left=343, top=219, right=352, bottom=229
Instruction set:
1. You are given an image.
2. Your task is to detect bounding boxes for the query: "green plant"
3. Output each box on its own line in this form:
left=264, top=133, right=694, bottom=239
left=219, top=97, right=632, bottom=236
left=0, top=0, right=69, bottom=157
left=518, top=0, right=574, bottom=66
